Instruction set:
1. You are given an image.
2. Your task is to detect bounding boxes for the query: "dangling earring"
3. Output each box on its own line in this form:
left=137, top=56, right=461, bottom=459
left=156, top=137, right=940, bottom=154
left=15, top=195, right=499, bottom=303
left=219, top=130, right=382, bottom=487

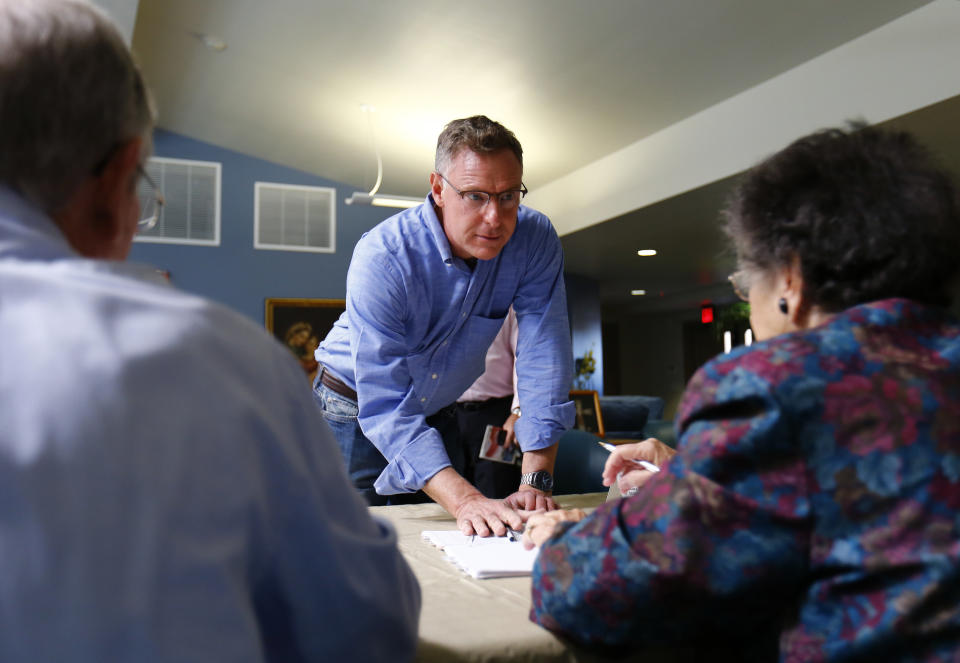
left=778, top=298, right=788, bottom=315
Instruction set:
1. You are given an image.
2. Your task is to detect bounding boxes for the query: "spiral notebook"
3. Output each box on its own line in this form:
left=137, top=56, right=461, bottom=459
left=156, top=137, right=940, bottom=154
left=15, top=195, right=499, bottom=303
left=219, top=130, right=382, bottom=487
left=421, top=530, right=540, bottom=579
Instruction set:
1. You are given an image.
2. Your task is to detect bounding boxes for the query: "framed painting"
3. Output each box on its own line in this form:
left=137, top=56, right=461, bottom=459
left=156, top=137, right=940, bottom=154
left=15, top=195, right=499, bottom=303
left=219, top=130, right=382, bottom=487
left=570, top=389, right=605, bottom=438
left=265, top=298, right=345, bottom=382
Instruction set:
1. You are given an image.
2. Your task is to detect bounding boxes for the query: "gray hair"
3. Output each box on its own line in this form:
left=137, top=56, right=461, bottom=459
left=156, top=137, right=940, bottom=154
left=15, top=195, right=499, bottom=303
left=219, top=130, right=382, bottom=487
left=0, top=0, right=156, bottom=214
left=435, top=115, right=523, bottom=175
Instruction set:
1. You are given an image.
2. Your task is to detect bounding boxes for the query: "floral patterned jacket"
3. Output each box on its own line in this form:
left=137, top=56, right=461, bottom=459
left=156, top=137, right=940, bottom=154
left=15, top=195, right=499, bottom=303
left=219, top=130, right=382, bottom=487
left=531, top=299, right=960, bottom=661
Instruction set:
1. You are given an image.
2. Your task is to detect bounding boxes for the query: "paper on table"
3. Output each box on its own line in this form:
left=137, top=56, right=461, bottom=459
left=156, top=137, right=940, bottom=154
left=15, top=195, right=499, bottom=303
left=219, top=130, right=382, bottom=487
left=422, top=530, right=540, bottom=579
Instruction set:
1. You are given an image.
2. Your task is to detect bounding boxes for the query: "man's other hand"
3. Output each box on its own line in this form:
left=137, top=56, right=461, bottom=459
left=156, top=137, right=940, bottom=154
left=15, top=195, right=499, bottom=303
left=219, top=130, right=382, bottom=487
left=504, top=486, right=556, bottom=512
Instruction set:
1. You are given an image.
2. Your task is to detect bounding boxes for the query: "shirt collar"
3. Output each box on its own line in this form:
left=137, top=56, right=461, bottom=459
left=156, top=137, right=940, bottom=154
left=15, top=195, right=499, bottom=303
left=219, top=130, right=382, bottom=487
left=420, top=193, right=494, bottom=274
left=421, top=193, right=458, bottom=266
left=0, top=185, right=184, bottom=290
left=0, top=185, right=78, bottom=262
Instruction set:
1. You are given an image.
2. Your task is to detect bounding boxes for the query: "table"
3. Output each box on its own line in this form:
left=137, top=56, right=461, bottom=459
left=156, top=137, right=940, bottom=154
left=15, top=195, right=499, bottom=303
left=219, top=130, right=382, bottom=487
left=371, top=493, right=615, bottom=663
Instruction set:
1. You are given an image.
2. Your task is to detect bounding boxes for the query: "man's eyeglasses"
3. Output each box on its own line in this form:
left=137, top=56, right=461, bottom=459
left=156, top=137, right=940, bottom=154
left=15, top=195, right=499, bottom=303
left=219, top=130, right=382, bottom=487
left=437, top=172, right=527, bottom=210
left=137, top=165, right=164, bottom=233
left=728, top=270, right=751, bottom=302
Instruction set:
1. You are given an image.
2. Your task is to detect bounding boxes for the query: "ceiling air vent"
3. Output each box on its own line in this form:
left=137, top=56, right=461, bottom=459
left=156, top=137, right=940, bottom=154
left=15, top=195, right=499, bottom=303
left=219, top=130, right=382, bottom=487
left=254, top=182, right=336, bottom=253
left=135, top=157, right=221, bottom=245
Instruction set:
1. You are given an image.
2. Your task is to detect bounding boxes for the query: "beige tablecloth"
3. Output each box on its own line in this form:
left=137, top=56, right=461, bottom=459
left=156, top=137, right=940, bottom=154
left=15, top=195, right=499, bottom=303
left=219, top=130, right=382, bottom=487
left=371, top=493, right=615, bottom=663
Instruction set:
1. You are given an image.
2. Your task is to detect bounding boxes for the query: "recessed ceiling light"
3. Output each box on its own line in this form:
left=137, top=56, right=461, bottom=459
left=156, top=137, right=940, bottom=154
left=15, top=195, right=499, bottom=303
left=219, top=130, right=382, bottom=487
left=190, top=31, right=227, bottom=52
left=637, top=249, right=657, bottom=257
left=630, top=289, right=646, bottom=296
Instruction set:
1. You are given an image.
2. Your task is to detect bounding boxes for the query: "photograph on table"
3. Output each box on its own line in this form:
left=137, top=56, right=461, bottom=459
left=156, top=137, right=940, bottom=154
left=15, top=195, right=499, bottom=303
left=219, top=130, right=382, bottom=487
left=569, top=389, right=605, bottom=437
left=264, top=298, right=345, bottom=382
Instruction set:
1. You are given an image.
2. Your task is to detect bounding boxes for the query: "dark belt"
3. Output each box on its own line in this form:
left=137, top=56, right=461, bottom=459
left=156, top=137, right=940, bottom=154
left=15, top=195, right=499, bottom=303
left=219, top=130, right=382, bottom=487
left=456, top=395, right=513, bottom=411
left=320, top=367, right=358, bottom=401
left=429, top=402, right=459, bottom=421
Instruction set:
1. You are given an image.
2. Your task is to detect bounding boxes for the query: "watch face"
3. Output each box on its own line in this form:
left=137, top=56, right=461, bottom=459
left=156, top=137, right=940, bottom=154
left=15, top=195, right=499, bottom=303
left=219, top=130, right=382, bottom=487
left=522, top=470, right=553, bottom=493
left=539, top=471, right=554, bottom=491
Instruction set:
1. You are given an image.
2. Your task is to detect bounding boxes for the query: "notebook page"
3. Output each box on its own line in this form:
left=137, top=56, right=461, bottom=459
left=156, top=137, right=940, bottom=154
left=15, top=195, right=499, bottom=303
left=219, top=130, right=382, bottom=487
left=422, top=530, right=540, bottom=579
left=441, top=543, right=540, bottom=579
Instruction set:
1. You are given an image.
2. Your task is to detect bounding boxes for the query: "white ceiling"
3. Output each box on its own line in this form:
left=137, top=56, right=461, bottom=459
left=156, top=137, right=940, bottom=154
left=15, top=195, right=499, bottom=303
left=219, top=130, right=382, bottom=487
left=125, top=0, right=960, bottom=313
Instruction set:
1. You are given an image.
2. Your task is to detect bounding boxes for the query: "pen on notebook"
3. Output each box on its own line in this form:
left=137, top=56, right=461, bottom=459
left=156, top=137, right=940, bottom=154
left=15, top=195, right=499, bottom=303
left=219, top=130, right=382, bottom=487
left=469, top=528, right=522, bottom=544
left=596, top=440, right=661, bottom=473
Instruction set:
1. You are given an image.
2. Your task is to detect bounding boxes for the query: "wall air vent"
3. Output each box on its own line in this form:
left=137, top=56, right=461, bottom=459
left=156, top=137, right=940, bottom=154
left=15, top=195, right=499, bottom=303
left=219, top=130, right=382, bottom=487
left=135, top=157, right=221, bottom=246
left=254, top=182, right=336, bottom=253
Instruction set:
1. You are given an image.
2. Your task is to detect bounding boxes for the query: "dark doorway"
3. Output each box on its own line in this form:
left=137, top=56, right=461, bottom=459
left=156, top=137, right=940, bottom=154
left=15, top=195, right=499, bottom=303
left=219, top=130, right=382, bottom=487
left=601, top=321, right=621, bottom=394
left=682, top=320, right=723, bottom=384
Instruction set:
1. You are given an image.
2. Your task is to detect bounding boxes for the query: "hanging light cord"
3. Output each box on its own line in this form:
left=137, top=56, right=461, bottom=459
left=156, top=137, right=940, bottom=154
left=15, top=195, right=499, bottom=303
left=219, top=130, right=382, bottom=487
left=363, top=105, right=382, bottom=197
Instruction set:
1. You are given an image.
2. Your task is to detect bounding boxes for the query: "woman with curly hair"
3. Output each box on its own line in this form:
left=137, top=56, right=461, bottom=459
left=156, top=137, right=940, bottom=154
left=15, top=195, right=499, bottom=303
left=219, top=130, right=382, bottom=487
left=527, top=124, right=960, bottom=661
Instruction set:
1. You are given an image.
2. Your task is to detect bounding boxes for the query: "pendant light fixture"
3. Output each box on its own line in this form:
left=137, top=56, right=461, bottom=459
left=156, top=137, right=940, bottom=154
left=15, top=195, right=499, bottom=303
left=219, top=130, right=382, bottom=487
left=345, top=105, right=421, bottom=209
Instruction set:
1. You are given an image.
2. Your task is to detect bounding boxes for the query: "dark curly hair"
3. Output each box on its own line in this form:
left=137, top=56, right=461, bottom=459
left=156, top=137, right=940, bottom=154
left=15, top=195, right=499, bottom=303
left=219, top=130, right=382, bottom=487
left=722, top=122, right=960, bottom=310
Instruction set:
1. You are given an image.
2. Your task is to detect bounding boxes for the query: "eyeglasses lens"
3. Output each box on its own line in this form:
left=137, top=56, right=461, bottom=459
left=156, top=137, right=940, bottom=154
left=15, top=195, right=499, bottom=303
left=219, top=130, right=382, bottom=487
left=729, top=271, right=750, bottom=301
left=462, top=190, right=525, bottom=210
left=135, top=166, right=162, bottom=233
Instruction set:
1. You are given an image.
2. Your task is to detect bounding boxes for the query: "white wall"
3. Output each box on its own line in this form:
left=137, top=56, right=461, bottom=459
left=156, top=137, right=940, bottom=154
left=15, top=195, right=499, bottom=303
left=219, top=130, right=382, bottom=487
left=529, top=0, right=960, bottom=238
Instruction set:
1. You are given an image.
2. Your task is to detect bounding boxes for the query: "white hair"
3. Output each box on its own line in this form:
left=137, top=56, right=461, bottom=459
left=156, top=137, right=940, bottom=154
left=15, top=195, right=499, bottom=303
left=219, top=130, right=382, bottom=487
left=0, top=0, right=156, bottom=213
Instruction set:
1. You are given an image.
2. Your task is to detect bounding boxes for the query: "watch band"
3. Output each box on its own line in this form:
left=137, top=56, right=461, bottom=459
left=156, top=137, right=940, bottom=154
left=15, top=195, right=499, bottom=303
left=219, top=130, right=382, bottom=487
left=511, top=406, right=522, bottom=417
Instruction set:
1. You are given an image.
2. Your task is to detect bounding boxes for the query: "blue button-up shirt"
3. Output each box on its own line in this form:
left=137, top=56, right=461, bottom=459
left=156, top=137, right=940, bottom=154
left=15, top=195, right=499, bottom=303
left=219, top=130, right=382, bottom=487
left=316, top=195, right=574, bottom=494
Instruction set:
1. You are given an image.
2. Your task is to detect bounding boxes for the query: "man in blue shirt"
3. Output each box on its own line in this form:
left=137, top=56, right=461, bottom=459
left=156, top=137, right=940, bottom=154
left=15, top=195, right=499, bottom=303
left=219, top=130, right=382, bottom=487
left=315, top=115, right=575, bottom=536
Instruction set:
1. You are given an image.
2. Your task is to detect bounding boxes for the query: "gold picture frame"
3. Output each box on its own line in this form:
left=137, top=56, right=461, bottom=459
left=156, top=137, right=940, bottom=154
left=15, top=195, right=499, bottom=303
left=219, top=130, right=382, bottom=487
left=265, top=298, right=346, bottom=381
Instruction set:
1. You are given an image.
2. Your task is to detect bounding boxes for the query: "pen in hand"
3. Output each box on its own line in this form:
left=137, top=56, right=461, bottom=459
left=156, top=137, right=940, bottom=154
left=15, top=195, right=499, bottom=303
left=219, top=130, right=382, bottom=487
left=596, top=440, right=661, bottom=473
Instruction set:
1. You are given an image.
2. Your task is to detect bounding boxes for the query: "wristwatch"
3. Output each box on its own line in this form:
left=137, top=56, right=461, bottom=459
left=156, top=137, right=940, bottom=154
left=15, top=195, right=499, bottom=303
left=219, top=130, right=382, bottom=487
left=511, top=406, right=522, bottom=417
left=519, top=470, right=554, bottom=492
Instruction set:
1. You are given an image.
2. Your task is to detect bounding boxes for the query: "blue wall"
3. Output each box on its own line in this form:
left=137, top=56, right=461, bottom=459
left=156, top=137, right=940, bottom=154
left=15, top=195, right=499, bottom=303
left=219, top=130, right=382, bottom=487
left=129, top=129, right=402, bottom=324
left=566, top=273, right=603, bottom=394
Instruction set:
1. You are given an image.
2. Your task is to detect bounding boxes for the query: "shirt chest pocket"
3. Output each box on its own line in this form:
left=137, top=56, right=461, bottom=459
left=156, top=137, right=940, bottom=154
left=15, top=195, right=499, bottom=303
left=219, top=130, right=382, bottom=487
left=407, top=313, right=506, bottom=396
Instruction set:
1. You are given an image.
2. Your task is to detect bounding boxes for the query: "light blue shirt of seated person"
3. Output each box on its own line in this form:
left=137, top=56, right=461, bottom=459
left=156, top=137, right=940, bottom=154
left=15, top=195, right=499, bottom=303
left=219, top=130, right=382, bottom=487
left=0, top=186, right=420, bottom=663
left=315, top=195, right=574, bottom=495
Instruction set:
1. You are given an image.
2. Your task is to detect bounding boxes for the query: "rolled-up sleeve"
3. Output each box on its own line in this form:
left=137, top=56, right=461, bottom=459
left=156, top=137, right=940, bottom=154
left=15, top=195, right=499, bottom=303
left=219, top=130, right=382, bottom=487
left=513, top=220, right=575, bottom=449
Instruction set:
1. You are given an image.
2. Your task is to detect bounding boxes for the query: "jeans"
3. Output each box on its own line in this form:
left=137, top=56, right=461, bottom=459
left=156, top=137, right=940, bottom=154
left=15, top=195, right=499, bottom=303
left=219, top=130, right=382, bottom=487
left=313, top=370, right=464, bottom=506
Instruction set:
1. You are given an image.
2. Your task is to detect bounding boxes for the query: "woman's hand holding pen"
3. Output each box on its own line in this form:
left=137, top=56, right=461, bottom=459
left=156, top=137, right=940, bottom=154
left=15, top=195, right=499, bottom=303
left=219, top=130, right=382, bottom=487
left=601, top=438, right=676, bottom=495
left=519, top=439, right=677, bottom=549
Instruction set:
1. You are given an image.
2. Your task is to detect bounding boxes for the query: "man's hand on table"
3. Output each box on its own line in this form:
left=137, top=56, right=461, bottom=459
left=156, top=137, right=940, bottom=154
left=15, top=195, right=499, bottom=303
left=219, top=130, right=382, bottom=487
left=508, top=442, right=559, bottom=511
left=424, top=440, right=563, bottom=537
left=453, top=493, right=525, bottom=537
left=504, top=486, right=556, bottom=512
left=424, top=467, right=525, bottom=537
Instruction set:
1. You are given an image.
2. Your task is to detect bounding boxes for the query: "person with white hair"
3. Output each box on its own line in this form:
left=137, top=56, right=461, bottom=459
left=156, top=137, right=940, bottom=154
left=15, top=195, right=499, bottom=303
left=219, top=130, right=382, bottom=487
left=0, top=1, right=420, bottom=660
